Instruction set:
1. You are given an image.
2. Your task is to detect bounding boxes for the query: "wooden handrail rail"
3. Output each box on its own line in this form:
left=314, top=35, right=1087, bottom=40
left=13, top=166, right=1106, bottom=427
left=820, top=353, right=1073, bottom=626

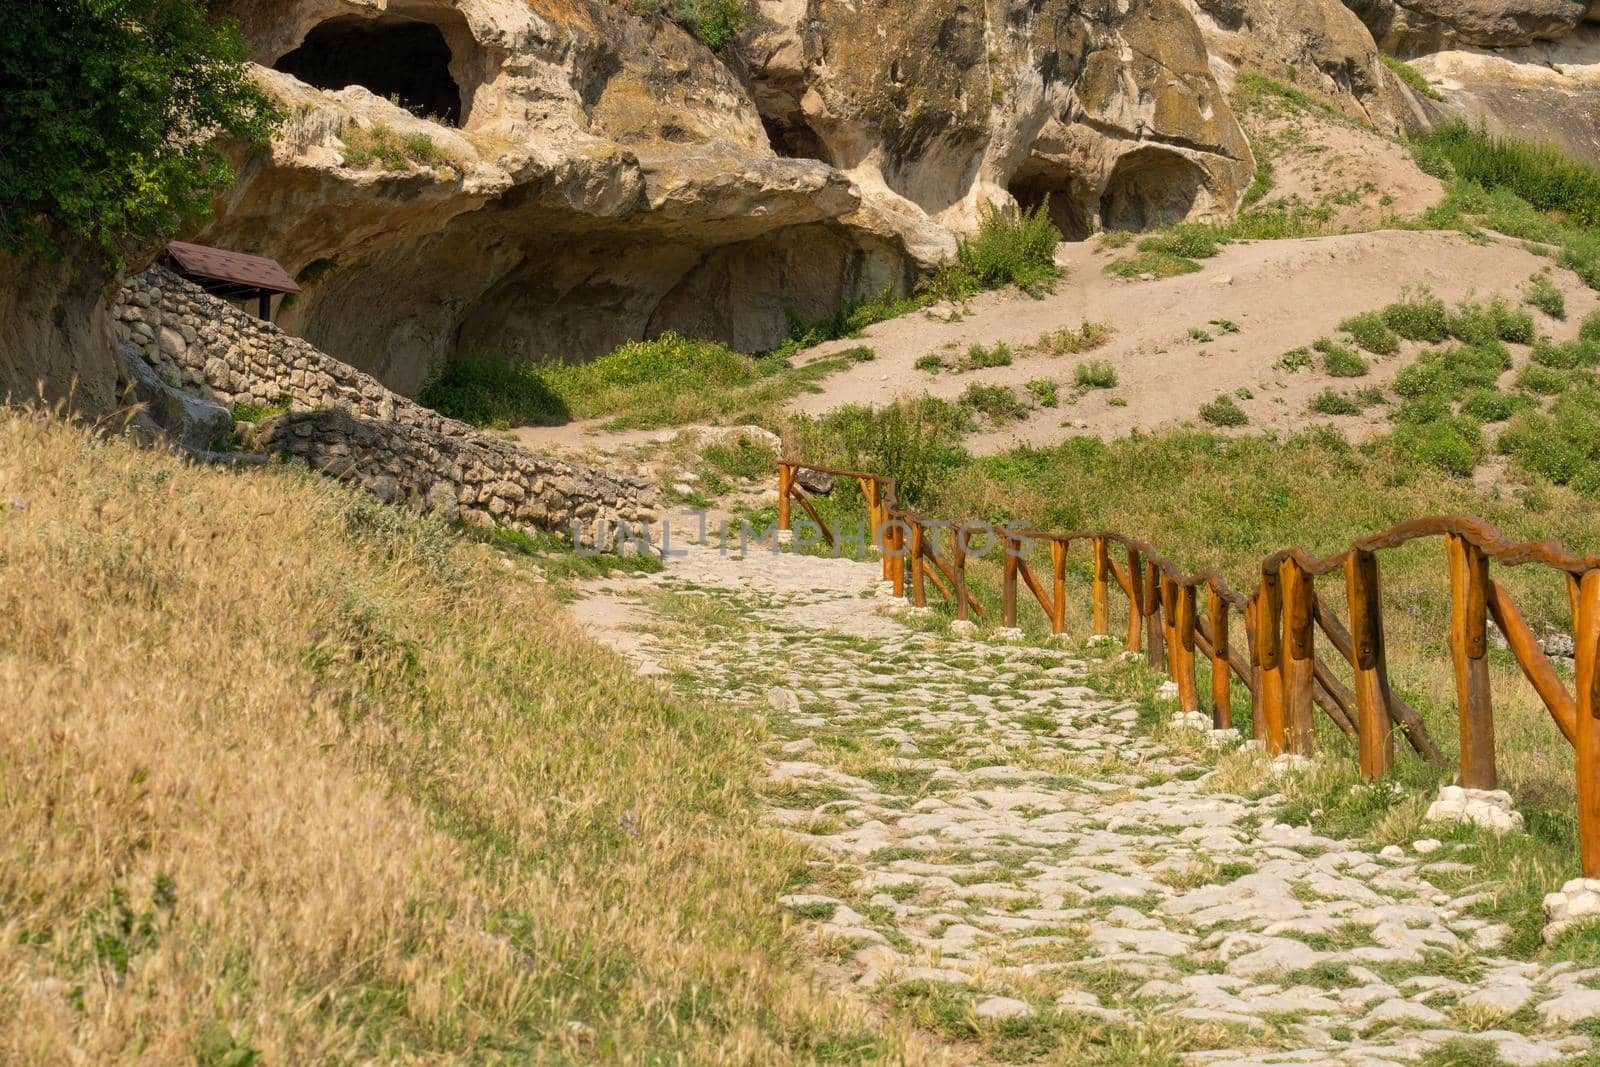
left=775, top=459, right=1600, bottom=880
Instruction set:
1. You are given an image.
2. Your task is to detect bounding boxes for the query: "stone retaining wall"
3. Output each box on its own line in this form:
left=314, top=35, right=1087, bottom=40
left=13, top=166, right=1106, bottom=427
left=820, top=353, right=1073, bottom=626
left=113, top=266, right=656, bottom=546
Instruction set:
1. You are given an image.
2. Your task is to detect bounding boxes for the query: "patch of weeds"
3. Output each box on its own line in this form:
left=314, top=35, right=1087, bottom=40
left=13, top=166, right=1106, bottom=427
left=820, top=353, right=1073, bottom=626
left=1459, top=388, right=1531, bottom=423
left=964, top=342, right=1013, bottom=370
left=927, top=199, right=1063, bottom=300
left=1310, top=389, right=1360, bottom=416
left=1188, top=327, right=1214, bottom=343
left=1199, top=394, right=1248, bottom=427
left=915, top=353, right=943, bottom=373
left=1513, top=362, right=1570, bottom=396
left=1278, top=347, right=1313, bottom=372
left=1026, top=379, right=1059, bottom=408
left=340, top=121, right=451, bottom=171
left=701, top=436, right=777, bottom=480
left=1035, top=320, right=1113, bottom=355
left=1382, top=288, right=1451, bottom=342
left=1107, top=251, right=1202, bottom=280
left=1524, top=272, right=1566, bottom=319
left=1314, top=338, right=1369, bottom=377
left=230, top=399, right=289, bottom=425
left=960, top=384, right=1029, bottom=424
left=1075, top=360, right=1118, bottom=390
left=1338, top=312, right=1401, bottom=356
left=1210, top=318, right=1241, bottom=335
left=1381, top=55, right=1442, bottom=100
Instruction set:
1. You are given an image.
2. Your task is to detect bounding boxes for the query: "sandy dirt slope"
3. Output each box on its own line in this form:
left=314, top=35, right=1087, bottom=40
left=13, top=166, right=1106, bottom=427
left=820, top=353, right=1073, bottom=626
left=788, top=231, right=1598, bottom=454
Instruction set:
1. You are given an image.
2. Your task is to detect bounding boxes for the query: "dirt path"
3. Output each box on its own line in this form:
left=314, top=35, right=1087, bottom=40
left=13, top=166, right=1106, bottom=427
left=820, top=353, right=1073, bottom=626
left=571, top=543, right=1598, bottom=1065
left=790, top=230, right=1599, bottom=454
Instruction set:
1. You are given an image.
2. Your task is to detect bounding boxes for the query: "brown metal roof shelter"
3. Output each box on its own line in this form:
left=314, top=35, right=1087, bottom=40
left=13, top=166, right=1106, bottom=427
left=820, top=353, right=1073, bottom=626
left=161, top=241, right=301, bottom=321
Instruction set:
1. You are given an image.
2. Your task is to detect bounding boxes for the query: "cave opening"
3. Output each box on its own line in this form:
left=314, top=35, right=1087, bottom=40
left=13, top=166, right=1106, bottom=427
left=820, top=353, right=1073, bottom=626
left=1007, top=162, right=1093, bottom=241
left=274, top=15, right=465, bottom=126
left=761, top=114, right=829, bottom=161
left=1099, top=147, right=1208, bottom=233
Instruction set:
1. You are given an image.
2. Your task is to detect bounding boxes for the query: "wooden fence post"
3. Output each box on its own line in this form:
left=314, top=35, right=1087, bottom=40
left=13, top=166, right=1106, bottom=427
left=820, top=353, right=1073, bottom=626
left=1208, top=586, right=1231, bottom=729
left=777, top=462, right=793, bottom=532
left=910, top=521, right=927, bottom=609
left=1259, top=571, right=1286, bottom=754
left=1002, top=532, right=1019, bottom=629
left=1126, top=548, right=1144, bottom=653
left=1575, top=569, right=1600, bottom=878
left=1448, top=534, right=1496, bottom=790
left=889, top=520, right=905, bottom=599
left=1145, top=560, right=1165, bottom=670
left=1176, top=583, right=1200, bottom=713
left=1048, top=540, right=1068, bottom=634
left=865, top=480, right=888, bottom=583
left=1092, top=537, right=1110, bottom=636
left=1345, top=549, right=1393, bottom=778
left=953, top=524, right=970, bottom=623
left=1281, top=558, right=1315, bottom=756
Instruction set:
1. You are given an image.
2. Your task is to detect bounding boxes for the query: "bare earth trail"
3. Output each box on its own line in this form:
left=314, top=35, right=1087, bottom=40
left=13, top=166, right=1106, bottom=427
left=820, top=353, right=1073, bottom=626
left=572, top=541, right=1599, bottom=1065
left=791, top=231, right=1600, bottom=454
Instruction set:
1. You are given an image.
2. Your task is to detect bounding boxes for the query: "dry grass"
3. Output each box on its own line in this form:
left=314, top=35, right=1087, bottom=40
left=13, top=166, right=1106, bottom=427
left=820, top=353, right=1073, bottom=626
left=0, top=410, right=905, bottom=1063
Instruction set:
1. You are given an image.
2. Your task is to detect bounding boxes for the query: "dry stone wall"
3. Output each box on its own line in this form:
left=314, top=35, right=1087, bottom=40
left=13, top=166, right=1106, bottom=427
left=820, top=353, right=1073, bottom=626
left=113, top=266, right=657, bottom=547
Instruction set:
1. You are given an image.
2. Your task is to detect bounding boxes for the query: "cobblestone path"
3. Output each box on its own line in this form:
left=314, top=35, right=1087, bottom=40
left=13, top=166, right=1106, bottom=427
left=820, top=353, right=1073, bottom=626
left=577, top=544, right=1599, bottom=1066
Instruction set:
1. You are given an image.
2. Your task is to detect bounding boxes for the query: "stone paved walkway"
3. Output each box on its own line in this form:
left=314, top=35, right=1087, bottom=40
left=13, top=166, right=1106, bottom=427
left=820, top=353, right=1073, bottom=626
left=575, top=541, right=1599, bottom=1066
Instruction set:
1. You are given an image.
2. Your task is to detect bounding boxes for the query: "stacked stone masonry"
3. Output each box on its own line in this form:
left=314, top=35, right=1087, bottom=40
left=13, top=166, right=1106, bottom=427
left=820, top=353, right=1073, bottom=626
left=113, top=266, right=657, bottom=547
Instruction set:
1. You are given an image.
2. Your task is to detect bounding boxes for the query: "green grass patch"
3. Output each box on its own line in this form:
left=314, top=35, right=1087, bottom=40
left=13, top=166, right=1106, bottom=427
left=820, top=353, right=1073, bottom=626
left=1381, top=55, right=1441, bottom=101
left=1314, top=338, right=1369, bottom=377
left=1199, top=394, right=1248, bottom=427
left=1338, top=312, right=1401, bottom=356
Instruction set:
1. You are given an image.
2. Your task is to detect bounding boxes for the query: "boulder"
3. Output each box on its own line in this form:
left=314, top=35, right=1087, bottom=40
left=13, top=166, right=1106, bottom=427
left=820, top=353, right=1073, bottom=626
left=1341, top=0, right=1591, bottom=50
left=116, top=345, right=233, bottom=453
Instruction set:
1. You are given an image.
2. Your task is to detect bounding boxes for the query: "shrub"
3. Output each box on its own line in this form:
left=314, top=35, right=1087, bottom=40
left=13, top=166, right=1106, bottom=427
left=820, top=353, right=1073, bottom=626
left=1026, top=379, right=1059, bottom=407
left=1460, top=388, right=1530, bottom=423
left=914, top=353, right=943, bottom=373
left=1315, top=338, right=1369, bottom=377
left=790, top=397, right=969, bottom=503
left=1410, top=120, right=1600, bottom=228
left=653, top=0, right=747, bottom=52
left=1382, top=290, right=1450, bottom=342
left=341, top=122, right=448, bottom=171
left=1138, top=224, right=1224, bottom=260
left=1530, top=339, right=1593, bottom=369
left=1278, top=347, right=1313, bottom=372
left=1189, top=327, right=1214, bottom=343
left=701, top=436, right=776, bottom=480
left=1310, top=389, right=1360, bottom=416
left=950, top=200, right=1063, bottom=296
left=772, top=287, right=927, bottom=358
left=1199, top=394, right=1248, bottom=426
left=1035, top=321, right=1113, bottom=355
left=1392, top=415, right=1482, bottom=475
left=1449, top=297, right=1534, bottom=346
left=1074, top=360, right=1118, bottom=389
left=231, top=400, right=290, bottom=424
left=1392, top=342, right=1511, bottom=404
left=960, top=383, right=1029, bottom=423
left=1582, top=309, right=1600, bottom=345
left=1525, top=273, right=1566, bottom=319
left=1338, top=312, right=1400, bottom=356
left=1106, top=251, right=1203, bottom=279
left=1514, top=362, right=1571, bottom=395
left=1, top=0, right=279, bottom=257
left=964, top=342, right=1013, bottom=370
left=1498, top=388, right=1600, bottom=484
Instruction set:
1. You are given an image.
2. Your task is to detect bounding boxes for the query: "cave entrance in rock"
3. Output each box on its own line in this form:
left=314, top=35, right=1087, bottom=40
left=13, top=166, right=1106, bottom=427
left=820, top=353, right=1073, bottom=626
left=1099, top=147, right=1208, bottom=233
left=1008, top=161, right=1093, bottom=241
left=274, top=14, right=464, bottom=126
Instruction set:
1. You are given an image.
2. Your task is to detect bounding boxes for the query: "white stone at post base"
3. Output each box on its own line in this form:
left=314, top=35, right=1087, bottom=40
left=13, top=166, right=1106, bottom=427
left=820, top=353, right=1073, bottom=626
left=1171, top=710, right=1210, bottom=731
left=1155, top=680, right=1180, bottom=702
left=1425, top=785, right=1525, bottom=834
left=1205, top=728, right=1240, bottom=749
left=777, top=529, right=795, bottom=545
left=949, top=619, right=978, bottom=638
left=874, top=580, right=897, bottom=600
left=1270, top=753, right=1313, bottom=775
left=994, top=627, right=1026, bottom=643
left=1087, top=634, right=1119, bottom=649
left=907, top=605, right=935, bottom=618
left=1543, top=878, right=1600, bottom=945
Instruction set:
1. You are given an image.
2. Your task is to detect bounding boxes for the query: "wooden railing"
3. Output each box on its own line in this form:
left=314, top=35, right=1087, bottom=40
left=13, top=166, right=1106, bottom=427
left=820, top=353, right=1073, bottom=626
left=777, top=460, right=1600, bottom=879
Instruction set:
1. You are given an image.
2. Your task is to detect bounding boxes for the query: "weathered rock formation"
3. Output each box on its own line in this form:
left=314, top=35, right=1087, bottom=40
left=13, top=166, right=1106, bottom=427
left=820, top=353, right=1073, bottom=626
left=1343, top=0, right=1595, bottom=52
left=113, top=265, right=657, bottom=545
left=189, top=0, right=1253, bottom=395
left=0, top=245, right=122, bottom=413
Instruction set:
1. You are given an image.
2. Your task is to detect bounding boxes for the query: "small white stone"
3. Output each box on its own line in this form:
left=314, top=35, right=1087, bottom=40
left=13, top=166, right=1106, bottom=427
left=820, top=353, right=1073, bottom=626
left=1425, top=785, right=1524, bottom=833
left=994, top=627, right=1026, bottom=643
left=1413, top=838, right=1443, bottom=854
left=948, top=619, right=978, bottom=637
left=975, top=995, right=1034, bottom=1021
left=767, top=687, right=801, bottom=712
left=1155, top=680, right=1180, bottom=701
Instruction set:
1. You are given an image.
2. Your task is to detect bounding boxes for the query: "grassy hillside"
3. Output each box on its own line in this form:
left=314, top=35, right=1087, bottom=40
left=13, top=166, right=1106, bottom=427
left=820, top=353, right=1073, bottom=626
left=0, top=410, right=900, bottom=1064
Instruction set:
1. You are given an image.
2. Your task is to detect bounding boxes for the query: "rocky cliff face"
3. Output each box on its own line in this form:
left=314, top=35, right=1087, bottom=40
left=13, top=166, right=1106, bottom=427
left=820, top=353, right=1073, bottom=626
left=192, top=0, right=1254, bottom=395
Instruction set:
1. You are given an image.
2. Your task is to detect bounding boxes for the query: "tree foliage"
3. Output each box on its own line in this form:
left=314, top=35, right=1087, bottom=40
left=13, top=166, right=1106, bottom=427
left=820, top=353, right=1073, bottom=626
left=0, top=0, right=278, bottom=260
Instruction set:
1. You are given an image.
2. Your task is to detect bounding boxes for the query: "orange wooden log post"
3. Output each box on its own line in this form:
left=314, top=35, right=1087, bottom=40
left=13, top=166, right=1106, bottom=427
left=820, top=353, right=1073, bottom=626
left=1487, top=581, right=1577, bottom=745
left=1145, top=560, right=1166, bottom=671
left=1050, top=540, right=1069, bottom=634
left=889, top=519, right=906, bottom=600
left=1574, top=569, right=1600, bottom=879
left=1175, top=583, right=1200, bottom=713
left=953, top=524, right=971, bottom=623
left=1092, top=537, right=1111, bottom=637
left=1208, top=586, right=1231, bottom=729
left=1003, top=532, right=1020, bottom=629
left=1161, top=575, right=1179, bottom=671
left=1281, top=558, right=1316, bottom=756
left=910, top=522, right=928, bottom=609
left=777, top=462, right=793, bottom=532
left=1259, top=571, right=1287, bottom=755
left=1448, top=534, right=1497, bottom=790
left=1126, top=548, right=1144, bottom=653
left=865, top=479, right=889, bottom=583
left=1247, top=595, right=1265, bottom=742
left=1345, top=549, right=1394, bottom=779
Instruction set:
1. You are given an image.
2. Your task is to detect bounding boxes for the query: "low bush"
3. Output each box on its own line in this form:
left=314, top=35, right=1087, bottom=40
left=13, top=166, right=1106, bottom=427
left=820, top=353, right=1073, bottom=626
left=1381, top=290, right=1451, bottom=342
left=1138, top=224, right=1223, bottom=261
left=1035, top=320, right=1113, bottom=355
left=915, top=353, right=943, bottom=373
left=1310, top=389, right=1360, bottom=416
left=1381, top=55, right=1442, bottom=100
left=1449, top=297, right=1535, bottom=346
left=1338, top=312, right=1400, bottom=356
left=1514, top=362, right=1572, bottom=396
left=341, top=121, right=449, bottom=171
left=1199, top=393, right=1248, bottom=427
left=1391, top=414, right=1483, bottom=475
left=933, top=200, right=1062, bottom=299
left=1524, top=273, right=1566, bottom=319
left=1315, top=338, right=1369, bottom=377
left=1411, top=120, right=1600, bottom=228
left=1188, top=326, right=1214, bottom=343
left=1074, top=360, right=1118, bottom=389
left=1026, top=379, right=1059, bottom=407
left=1106, top=251, right=1203, bottom=279
left=771, top=286, right=926, bottom=358
left=1278, top=347, right=1313, bottom=372
left=1582, top=309, right=1600, bottom=344
left=1498, top=386, right=1600, bottom=485
left=789, top=397, right=970, bottom=503
left=960, top=383, right=1029, bottom=424
left=1530, top=338, right=1600, bottom=369
left=964, top=342, right=1013, bottom=370
left=1392, top=342, right=1512, bottom=403
left=1459, top=388, right=1531, bottom=422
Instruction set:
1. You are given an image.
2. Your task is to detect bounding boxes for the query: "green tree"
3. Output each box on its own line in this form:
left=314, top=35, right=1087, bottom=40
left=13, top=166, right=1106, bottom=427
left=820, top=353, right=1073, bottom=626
left=0, top=0, right=278, bottom=261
